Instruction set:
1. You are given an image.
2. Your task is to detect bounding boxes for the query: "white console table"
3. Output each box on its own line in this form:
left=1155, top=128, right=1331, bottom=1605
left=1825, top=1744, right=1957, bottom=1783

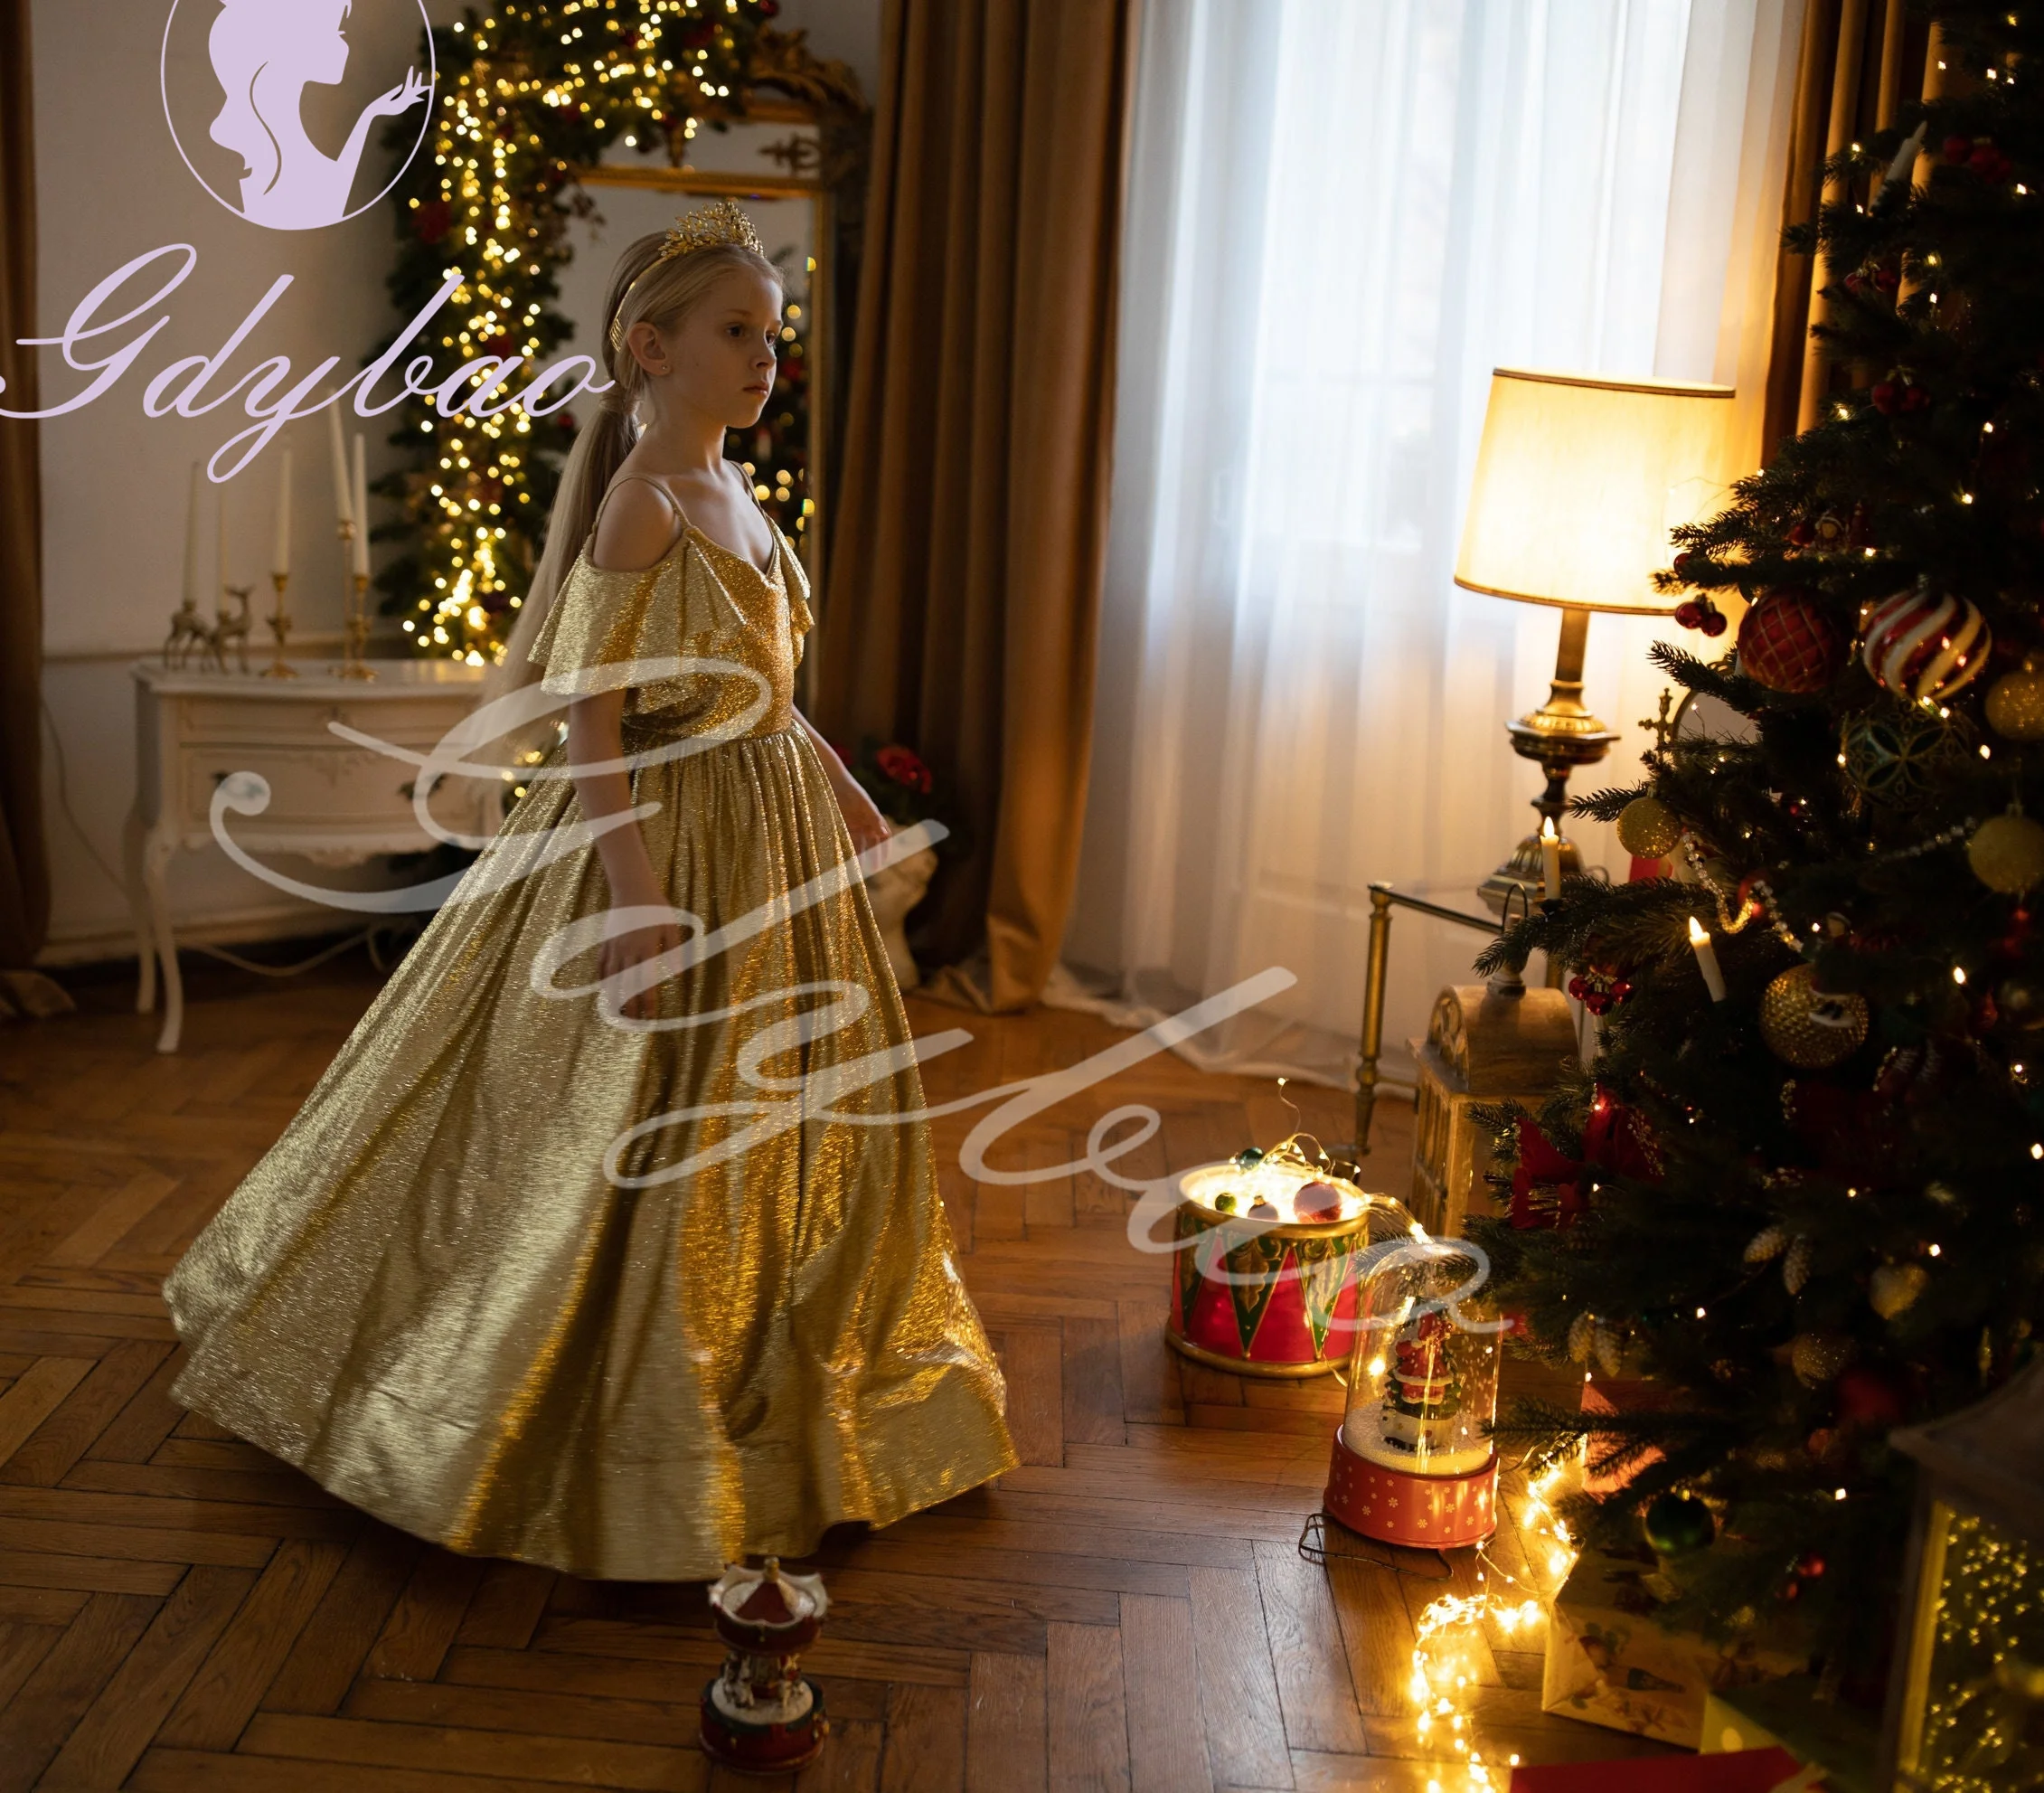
left=125, top=660, right=503, bottom=1052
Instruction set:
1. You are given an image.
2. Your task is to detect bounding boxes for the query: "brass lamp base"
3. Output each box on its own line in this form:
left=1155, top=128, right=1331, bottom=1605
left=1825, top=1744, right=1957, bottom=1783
left=1480, top=604, right=1618, bottom=919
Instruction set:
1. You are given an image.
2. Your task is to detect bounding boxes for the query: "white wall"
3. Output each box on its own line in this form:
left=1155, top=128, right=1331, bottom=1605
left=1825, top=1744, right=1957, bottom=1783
left=33, top=0, right=883, bottom=965
left=774, top=0, right=884, bottom=99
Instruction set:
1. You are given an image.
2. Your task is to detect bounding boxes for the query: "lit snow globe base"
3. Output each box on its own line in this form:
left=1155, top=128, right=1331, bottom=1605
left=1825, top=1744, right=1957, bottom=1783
left=1323, top=1238, right=1500, bottom=1548
left=1164, top=1143, right=1415, bottom=1376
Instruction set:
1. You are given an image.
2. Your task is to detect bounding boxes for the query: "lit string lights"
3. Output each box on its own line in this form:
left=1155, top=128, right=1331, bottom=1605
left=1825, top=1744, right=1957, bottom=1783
left=1406, top=1450, right=1582, bottom=1791
left=373, top=1, right=844, bottom=664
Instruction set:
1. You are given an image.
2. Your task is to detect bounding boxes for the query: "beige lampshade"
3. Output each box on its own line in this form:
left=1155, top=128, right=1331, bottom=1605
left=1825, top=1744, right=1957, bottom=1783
left=1454, top=369, right=1735, bottom=616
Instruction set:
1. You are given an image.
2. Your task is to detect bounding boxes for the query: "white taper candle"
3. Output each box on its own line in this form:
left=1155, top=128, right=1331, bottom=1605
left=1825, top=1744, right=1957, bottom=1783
left=1688, top=916, right=1727, bottom=1003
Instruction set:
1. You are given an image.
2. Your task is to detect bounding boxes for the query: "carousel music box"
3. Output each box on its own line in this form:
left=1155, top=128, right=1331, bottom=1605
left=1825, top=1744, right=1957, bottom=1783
left=699, top=1557, right=831, bottom=1773
left=1165, top=1131, right=1416, bottom=1377
left=1323, top=1233, right=1502, bottom=1547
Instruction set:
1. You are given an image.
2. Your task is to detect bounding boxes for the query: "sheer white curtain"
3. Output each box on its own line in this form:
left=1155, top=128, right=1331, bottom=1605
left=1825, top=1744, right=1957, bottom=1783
left=1053, top=0, right=1804, bottom=1093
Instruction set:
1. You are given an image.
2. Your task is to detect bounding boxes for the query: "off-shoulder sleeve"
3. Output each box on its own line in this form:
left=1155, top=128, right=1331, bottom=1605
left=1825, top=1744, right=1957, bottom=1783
left=527, top=544, right=741, bottom=717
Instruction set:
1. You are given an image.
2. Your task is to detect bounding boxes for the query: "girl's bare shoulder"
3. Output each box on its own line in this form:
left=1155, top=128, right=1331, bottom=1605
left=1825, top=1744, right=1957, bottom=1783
left=589, top=474, right=686, bottom=573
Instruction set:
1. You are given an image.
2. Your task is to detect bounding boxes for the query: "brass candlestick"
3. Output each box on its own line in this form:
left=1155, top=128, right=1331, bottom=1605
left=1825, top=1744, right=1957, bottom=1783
left=339, top=571, right=377, bottom=681
left=261, top=571, right=298, bottom=677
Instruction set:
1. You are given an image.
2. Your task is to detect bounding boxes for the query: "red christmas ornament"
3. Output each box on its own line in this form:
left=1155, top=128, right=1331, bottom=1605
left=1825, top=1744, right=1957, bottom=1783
left=1870, top=382, right=1898, bottom=414
left=1739, top=588, right=1844, bottom=693
left=1568, top=967, right=1634, bottom=1015
left=1944, top=133, right=1975, bottom=164
left=1788, top=519, right=1817, bottom=547
left=1970, top=143, right=2014, bottom=184
left=415, top=200, right=452, bottom=245
left=1293, top=1180, right=1343, bottom=1222
left=1834, top=1365, right=1905, bottom=1431
left=1797, top=1552, right=1827, bottom=1579
left=1861, top=585, right=1992, bottom=703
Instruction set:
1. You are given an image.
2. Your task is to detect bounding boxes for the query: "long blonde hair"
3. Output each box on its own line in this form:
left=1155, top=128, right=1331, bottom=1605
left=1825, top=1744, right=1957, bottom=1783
left=485, top=229, right=782, bottom=708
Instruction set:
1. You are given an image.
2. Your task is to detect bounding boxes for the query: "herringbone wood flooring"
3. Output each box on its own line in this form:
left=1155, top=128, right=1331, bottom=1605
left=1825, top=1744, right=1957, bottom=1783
left=0, top=951, right=1668, bottom=1790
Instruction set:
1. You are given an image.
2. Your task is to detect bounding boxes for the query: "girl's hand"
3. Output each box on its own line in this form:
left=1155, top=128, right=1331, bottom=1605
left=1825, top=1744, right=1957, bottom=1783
left=598, top=914, right=684, bottom=1020
left=834, top=779, right=894, bottom=861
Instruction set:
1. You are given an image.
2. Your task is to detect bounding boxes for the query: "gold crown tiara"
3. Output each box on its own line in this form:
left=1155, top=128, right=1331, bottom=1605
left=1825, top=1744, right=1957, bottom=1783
left=608, top=200, right=768, bottom=353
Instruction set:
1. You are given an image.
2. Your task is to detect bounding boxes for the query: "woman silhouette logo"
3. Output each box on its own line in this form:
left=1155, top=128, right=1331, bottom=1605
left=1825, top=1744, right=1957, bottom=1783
left=160, top=0, right=436, bottom=231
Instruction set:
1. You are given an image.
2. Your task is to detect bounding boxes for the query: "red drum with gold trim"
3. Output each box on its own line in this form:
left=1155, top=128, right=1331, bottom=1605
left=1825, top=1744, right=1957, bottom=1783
left=1163, top=1150, right=1415, bottom=1378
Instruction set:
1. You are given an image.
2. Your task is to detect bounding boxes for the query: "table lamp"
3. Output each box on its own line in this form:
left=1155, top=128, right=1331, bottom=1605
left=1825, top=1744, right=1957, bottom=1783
left=1454, top=369, right=1732, bottom=914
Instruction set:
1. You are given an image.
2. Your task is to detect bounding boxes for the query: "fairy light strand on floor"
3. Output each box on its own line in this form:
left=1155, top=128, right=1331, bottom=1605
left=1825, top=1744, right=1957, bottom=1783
left=1405, top=1448, right=1582, bottom=1791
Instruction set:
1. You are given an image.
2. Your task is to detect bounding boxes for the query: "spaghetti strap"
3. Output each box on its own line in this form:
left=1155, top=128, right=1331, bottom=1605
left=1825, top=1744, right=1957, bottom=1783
left=584, top=473, right=689, bottom=568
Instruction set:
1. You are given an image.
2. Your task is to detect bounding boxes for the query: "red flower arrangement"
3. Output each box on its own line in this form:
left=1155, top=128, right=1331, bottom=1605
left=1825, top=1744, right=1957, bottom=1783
left=841, top=737, right=969, bottom=859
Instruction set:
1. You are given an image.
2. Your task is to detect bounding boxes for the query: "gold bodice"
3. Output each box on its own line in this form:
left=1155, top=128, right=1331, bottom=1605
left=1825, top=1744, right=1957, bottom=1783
left=526, top=516, right=815, bottom=742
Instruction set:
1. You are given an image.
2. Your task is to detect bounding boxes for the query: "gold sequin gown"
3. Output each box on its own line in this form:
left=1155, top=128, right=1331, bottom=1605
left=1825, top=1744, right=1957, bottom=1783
left=162, top=512, right=1018, bottom=1581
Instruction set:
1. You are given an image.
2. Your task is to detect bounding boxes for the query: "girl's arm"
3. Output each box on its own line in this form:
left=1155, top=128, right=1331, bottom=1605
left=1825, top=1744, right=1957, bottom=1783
left=568, top=688, right=679, bottom=1019
left=793, top=708, right=892, bottom=856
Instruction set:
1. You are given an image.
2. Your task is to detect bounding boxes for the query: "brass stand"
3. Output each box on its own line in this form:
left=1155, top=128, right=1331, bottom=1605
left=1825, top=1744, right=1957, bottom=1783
left=339, top=571, right=377, bottom=681
left=1479, top=604, right=1617, bottom=915
left=260, top=571, right=297, bottom=678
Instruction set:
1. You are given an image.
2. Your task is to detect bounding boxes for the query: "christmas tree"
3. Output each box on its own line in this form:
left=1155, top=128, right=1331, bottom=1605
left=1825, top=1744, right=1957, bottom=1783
left=1470, top=0, right=2044, bottom=1689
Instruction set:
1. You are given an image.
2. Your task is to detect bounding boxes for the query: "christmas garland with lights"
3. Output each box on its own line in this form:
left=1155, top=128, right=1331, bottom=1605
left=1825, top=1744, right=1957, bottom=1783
left=365, top=2, right=867, bottom=664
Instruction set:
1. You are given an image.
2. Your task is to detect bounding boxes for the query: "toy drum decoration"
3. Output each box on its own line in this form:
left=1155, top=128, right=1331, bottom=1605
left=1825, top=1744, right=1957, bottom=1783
left=1165, top=1137, right=1416, bottom=1377
left=699, top=1557, right=831, bottom=1772
left=1324, top=1235, right=1501, bottom=1548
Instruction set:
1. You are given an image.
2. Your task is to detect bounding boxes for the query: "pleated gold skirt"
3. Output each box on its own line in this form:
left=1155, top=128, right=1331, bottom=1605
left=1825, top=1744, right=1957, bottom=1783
left=163, top=720, right=1018, bottom=1580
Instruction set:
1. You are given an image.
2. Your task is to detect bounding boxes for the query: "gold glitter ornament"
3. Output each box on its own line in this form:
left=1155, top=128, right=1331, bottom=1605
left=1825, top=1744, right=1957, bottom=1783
left=1966, top=812, right=2044, bottom=894
left=1792, top=1330, right=1857, bottom=1386
left=1870, top=1262, right=1928, bottom=1319
left=1759, top=965, right=1870, bottom=1070
left=1985, top=663, right=2044, bottom=741
left=1617, top=796, right=1682, bottom=859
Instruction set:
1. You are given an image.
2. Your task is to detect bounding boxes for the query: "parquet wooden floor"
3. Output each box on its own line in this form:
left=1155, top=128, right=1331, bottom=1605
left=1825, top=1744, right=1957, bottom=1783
left=0, top=950, right=1669, bottom=1790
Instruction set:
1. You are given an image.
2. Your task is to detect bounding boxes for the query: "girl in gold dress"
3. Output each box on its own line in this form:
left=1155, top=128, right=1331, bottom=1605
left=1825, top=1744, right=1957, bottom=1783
left=162, top=203, right=1019, bottom=1581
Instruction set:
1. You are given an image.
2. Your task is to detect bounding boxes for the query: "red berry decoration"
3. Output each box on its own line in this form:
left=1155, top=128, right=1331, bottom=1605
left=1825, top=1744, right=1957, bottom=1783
left=1738, top=588, right=1844, bottom=693
left=1860, top=583, right=1992, bottom=703
left=1970, top=142, right=2014, bottom=184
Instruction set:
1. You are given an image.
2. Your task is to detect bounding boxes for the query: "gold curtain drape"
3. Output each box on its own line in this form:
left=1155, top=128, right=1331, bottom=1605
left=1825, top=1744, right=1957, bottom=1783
left=1764, top=0, right=1937, bottom=458
left=0, top=0, right=52, bottom=977
left=813, top=0, right=1137, bottom=1013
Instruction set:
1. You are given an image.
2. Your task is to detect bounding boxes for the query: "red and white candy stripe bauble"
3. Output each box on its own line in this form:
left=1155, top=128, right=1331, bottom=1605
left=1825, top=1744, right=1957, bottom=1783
left=1860, top=586, right=1992, bottom=703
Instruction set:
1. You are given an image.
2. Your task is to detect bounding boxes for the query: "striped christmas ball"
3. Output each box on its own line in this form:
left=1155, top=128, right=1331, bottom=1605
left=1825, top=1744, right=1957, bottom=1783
left=1860, top=584, right=1992, bottom=703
